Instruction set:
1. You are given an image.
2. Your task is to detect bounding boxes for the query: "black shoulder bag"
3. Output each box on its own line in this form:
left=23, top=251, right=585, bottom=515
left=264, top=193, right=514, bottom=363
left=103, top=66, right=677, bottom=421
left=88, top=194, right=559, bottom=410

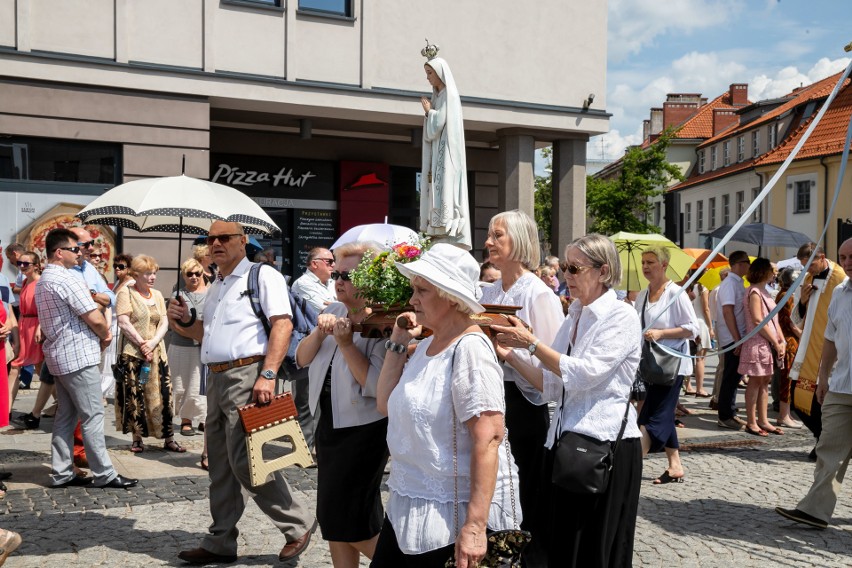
left=637, top=293, right=680, bottom=387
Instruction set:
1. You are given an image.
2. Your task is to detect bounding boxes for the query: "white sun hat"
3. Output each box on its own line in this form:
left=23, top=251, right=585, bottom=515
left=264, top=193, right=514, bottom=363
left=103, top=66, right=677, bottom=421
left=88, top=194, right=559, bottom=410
left=395, top=243, right=484, bottom=314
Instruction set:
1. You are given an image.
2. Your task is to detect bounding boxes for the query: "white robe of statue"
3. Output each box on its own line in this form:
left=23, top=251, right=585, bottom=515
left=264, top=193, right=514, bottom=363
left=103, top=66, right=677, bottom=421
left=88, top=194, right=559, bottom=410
left=420, top=57, right=472, bottom=250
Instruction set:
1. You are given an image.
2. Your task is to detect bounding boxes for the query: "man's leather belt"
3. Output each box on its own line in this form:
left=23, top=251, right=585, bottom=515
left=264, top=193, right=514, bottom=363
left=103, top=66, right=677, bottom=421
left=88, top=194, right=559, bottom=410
left=208, top=355, right=264, bottom=374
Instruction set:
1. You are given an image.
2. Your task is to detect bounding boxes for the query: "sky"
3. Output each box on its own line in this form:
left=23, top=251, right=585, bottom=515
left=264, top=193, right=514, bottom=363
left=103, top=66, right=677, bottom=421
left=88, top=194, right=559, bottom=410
left=578, top=0, right=852, bottom=166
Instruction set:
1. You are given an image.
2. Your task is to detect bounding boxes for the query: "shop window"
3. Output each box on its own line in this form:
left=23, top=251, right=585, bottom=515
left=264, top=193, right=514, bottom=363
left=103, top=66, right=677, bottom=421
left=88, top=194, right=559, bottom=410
left=0, top=137, right=119, bottom=185
left=299, top=0, right=352, bottom=17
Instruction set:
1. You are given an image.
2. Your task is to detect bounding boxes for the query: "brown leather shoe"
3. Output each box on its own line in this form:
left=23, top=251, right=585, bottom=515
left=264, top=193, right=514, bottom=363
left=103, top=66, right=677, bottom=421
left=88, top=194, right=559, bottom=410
left=177, top=547, right=237, bottom=564
left=278, top=520, right=318, bottom=562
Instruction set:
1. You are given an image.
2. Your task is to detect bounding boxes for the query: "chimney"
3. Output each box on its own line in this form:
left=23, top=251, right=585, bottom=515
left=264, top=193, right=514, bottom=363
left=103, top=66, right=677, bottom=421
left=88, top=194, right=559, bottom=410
left=729, top=83, right=748, bottom=106
left=712, top=108, right=738, bottom=136
left=650, top=108, right=663, bottom=136
left=643, top=119, right=650, bottom=142
left=663, top=94, right=701, bottom=130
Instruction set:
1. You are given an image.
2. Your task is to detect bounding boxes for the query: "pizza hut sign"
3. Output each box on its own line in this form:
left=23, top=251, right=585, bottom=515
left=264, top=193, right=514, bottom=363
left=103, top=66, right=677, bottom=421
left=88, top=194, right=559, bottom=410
left=212, top=163, right=317, bottom=189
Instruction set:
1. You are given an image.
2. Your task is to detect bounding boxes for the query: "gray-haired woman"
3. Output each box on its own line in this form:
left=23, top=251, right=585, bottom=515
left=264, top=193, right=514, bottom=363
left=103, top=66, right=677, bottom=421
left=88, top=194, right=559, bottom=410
left=492, top=234, right=643, bottom=568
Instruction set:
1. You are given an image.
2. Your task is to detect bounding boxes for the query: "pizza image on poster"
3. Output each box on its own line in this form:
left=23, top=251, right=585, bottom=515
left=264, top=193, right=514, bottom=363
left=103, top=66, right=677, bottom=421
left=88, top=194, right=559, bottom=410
left=16, top=202, right=116, bottom=283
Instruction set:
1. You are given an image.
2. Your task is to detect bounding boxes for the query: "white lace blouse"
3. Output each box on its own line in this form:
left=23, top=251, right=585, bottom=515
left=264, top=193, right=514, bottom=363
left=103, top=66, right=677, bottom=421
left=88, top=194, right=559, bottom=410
left=385, top=334, right=522, bottom=555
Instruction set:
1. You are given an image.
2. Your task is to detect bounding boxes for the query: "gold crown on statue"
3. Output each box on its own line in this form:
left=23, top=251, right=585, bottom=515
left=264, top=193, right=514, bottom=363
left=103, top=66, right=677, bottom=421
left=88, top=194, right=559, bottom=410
left=421, top=39, right=439, bottom=61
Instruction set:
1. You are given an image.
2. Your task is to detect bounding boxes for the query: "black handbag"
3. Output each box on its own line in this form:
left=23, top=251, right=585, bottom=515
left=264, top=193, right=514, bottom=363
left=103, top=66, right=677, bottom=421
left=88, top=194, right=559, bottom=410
left=444, top=334, right=531, bottom=568
left=637, top=294, right=680, bottom=387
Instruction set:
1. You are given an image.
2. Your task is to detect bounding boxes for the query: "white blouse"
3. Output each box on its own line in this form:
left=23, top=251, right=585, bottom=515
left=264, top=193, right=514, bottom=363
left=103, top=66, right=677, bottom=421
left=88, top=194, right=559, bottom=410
left=479, top=272, right=564, bottom=393
left=635, top=282, right=700, bottom=377
left=386, top=334, right=521, bottom=555
left=516, top=289, right=643, bottom=446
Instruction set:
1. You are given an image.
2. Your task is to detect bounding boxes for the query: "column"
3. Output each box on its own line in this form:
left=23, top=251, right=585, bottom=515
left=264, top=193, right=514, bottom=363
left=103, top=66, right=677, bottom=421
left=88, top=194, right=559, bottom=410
left=551, top=138, right=587, bottom=255
left=497, top=132, right=535, bottom=216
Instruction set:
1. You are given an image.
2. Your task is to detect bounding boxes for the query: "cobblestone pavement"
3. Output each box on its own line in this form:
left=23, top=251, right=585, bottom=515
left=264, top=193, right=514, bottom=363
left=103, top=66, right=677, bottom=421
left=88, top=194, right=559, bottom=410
left=2, top=362, right=850, bottom=566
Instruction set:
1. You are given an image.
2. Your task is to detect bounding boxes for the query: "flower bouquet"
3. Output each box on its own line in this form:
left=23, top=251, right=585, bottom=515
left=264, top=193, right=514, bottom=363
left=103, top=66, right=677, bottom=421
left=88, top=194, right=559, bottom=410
left=350, top=237, right=430, bottom=308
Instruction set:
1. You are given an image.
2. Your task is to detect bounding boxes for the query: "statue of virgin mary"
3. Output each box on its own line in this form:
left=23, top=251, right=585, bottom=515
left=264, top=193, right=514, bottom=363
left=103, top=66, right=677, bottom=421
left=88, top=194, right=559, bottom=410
left=419, top=45, right=472, bottom=250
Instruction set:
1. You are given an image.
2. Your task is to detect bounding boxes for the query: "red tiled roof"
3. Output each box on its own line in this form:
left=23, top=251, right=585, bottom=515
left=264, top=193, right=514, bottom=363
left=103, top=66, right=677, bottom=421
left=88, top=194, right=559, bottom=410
left=676, top=92, right=742, bottom=139
left=670, top=157, right=758, bottom=191
left=756, top=76, right=852, bottom=166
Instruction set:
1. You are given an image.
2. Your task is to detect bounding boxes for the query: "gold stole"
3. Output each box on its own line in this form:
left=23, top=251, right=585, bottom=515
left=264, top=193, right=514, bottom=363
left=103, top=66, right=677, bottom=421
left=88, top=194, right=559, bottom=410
left=792, top=262, right=847, bottom=414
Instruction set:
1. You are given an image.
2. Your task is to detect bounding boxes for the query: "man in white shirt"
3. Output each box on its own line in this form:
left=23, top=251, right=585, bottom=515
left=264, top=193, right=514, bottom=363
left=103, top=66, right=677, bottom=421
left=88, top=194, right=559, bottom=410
left=776, top=238, right=852, bottom=529
left=716, top=251, right=750, bottom=430
left=288, top=247, right=336, bottom=449
left=169, top=221, right=316, bottom=565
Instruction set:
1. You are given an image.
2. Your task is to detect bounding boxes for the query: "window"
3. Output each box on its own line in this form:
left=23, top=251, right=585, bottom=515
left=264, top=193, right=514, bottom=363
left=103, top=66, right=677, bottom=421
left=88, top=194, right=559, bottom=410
left=737, top=136, right=745, bottom=162
left=752, top=188, right=762, bottom=222
left=697, top=200, right=704, bottom=231
left=298, top=0, right=352, bottom=16
left=723, top=142, right=730, bottom=167
left=709, top=197, right=717, bottom=229
left=685, top=202, right=692, bottom=233
left=753, top=131, right=760, bottom=158
left=794, top=180, right=811, bottom=213
left=0, top=136, right=119, bottom=184
left=722, top=194, right=730, bottom=225
left=769, top=124, right=777, bottom=148
left=710, top=146, right=717, bottom=170
left=224, top=0, right=282, bottom=6
left=736, top=191, right=745, bottom=217
left=698, top=150, right=705, bottom=174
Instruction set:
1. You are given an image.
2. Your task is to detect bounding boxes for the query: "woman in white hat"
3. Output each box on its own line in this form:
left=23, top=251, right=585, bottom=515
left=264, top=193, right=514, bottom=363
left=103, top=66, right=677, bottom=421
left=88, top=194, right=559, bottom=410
left=372, top=243, right=521, bottom=568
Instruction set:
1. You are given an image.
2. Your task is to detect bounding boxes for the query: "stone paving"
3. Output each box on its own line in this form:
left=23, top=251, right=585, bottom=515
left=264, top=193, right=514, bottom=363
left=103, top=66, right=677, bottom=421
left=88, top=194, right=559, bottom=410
left=1, top=359, right=850, bottom=567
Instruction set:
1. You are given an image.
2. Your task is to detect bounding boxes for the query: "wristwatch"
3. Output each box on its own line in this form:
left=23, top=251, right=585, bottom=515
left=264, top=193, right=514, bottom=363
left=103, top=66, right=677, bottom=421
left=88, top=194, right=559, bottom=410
left=527, top=340, right=540, bottom=356
left=260, top=369, right=276, bottom=380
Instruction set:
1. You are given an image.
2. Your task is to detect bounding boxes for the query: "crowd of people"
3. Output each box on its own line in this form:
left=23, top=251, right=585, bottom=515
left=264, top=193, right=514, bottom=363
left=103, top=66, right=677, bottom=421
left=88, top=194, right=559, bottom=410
left=2, top=212, right=851, bottom=568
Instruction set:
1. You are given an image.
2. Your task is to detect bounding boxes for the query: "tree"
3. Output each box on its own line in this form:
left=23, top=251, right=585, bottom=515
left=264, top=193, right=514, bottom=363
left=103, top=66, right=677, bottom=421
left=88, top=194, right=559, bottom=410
left=534, top=146, right=552, bottom=246
left=587, top=128, right=684, bottom=235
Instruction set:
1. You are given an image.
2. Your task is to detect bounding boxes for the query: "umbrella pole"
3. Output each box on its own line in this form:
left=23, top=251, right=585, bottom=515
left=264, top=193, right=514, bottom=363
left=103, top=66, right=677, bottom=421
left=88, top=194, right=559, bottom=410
left=174, top=215, right=197, bottom=327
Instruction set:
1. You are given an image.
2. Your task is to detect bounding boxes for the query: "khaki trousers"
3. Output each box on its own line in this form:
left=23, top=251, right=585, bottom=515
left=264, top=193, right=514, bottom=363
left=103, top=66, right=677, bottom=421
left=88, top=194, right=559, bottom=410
left=797, top=390, right=852, bottom=523
left=201, top=361, right=314, bottom=556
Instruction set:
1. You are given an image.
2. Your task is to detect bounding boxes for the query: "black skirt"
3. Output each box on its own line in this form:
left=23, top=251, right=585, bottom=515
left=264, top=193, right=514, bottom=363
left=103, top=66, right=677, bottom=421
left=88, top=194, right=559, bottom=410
left=316, top=387, right=389, bottom=542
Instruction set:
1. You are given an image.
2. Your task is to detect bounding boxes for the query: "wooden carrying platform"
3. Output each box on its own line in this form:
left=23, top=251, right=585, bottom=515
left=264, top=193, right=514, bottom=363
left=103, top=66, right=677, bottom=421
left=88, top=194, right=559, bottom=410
left=237, top=393, right=314, bottom=487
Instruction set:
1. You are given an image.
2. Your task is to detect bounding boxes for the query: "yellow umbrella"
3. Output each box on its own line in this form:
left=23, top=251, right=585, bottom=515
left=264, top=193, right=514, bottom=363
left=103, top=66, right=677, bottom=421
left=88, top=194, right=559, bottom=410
left=698, top=256, right=756, bottom=290
left=609, top=232, right=695, bottom=291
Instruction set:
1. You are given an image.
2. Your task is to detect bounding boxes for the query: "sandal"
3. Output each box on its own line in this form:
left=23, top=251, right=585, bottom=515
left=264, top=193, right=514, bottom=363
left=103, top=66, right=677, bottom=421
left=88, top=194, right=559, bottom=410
left=653, top=470, right=684, bottom=485
left=130, top=440, right=145, bottom=453
left=200, top=454, right=208, bottom=471
left=675, top=419, right=685, bottom=428
left=694, top=391, right=712, bottom=398
left=745, top=426, right=768, bottom=437
left=759, top=424, right=784, bottom=435
left=164, top=440, right=186, bottom=453
left=180, top=422, right=196, bottom=436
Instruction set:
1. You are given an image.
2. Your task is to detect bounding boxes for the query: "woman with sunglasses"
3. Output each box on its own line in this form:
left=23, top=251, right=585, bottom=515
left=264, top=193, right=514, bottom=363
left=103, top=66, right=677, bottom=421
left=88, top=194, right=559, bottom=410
left=99, top=254, right=134, bottom=400
left=295, top=241, right=389, bottom=568
left=115, top=254, right=183, bottom=455
left=479, top=210, right=563, bottom=554
left=167, top=259, right=209, bottom=450
left=8, top=252, right=43, bottom=412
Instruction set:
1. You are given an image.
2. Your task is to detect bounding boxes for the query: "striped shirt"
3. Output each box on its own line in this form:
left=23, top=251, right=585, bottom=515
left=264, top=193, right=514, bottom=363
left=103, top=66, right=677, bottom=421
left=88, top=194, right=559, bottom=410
left=35, top=264, right=101, bottom=376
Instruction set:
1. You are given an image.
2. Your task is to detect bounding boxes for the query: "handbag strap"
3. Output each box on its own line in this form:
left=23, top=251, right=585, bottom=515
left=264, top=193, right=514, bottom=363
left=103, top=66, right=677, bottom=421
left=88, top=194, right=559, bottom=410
left=450, top=332, right=521, bottom=537
left=755, top=290, right=781, bottom=340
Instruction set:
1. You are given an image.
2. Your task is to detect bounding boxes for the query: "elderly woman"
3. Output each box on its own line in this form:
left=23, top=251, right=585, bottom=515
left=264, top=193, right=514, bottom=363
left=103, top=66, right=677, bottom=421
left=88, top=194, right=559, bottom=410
left=295, top=242, right=389, bottom=568
left=168, top=258, right=208, bottom=438
left=115, top=254, right=183, bottom=454
left=492, top=234, right=643, bottom=568
left=738, top=258, right=786, bottom=436
left=775, top=267, right=803, bottom=429
left=372, top=243, right=521, bottom=568
left=636, top=247, right=699, bottom=484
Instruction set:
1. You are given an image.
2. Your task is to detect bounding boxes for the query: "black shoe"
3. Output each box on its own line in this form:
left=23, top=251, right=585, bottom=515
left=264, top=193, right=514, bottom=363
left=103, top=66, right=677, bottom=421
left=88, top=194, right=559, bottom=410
left=96, top=474, right=138, bottom=489
left=808, top=447, right=817, bottom=462
left=20, top=413, right=40, bottom=429
left=775, top=507, right=828, bottom=529
left=54, top=476, right=94, bottom=488
left=178, top=547, right=237, bottom=564
left=0, top=472, right=11, bottom=481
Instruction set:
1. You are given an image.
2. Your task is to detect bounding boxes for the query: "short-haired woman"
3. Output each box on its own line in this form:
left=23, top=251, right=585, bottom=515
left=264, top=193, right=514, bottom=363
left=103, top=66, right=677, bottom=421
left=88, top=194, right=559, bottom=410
left=115, top=254, right=183, bottom=454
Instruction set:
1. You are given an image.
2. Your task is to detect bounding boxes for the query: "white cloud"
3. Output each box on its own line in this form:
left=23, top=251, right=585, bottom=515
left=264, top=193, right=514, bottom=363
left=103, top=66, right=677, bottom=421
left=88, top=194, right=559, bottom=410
left=749, top=57, right=850, bottom=100
left=587, top=126, right=644, bottom=162
left=608, top=0, right=741, bottom=62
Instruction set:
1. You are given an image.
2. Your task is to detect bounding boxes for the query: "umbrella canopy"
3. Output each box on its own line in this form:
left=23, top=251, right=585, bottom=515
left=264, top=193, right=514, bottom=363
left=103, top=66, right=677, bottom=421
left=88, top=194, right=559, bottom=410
left=331, top=223, right=418, bottom=251
left=698, top=256, right=757, bottom=290
left=777, top=257, right=804, bottom=271
left=708, top=222, right=812, bottom=250
left=609, top=232, right=695, bottom=291
left=77, top=175, right=279, bottom=235
left=682, top=248, right=729, bottom=271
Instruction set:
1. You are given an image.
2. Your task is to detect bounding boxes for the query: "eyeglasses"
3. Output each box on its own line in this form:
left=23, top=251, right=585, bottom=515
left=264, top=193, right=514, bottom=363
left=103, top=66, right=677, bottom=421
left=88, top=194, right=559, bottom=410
left=16, top=261, right=32, bottom=268
left=77, top=240, right=95, bottom=248
left=205, top=233, right=243, bottom=245
left=59, top=246, right=81, bottom=254
left=314, top=258, right=335, bottom=266
left=331, top=271, right=351, bottom=281
left=564, top=264, right=596, bottom=275
left=185, top=271, right=202, bottom=278
left=113, top=263, right=127, bottom=270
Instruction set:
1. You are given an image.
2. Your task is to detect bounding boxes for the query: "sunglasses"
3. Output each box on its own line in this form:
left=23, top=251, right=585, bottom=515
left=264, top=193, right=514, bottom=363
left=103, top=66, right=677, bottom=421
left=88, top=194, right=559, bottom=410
left=113, top=263, right=127, bottom=270
left=16, top=261, right=33, bottom=268
left=314, top=258, right=335, bottom=266
left=59, top=246, right=81, bottom=254
left=185, top=271, right=202, bottom=278
left=205, top=233, right=243, bottom=245
left=564, top=264, right=596, bottom=275
left=77, top=240, right=95, bottom=248
left=331, top=271, right=351, bottom=282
